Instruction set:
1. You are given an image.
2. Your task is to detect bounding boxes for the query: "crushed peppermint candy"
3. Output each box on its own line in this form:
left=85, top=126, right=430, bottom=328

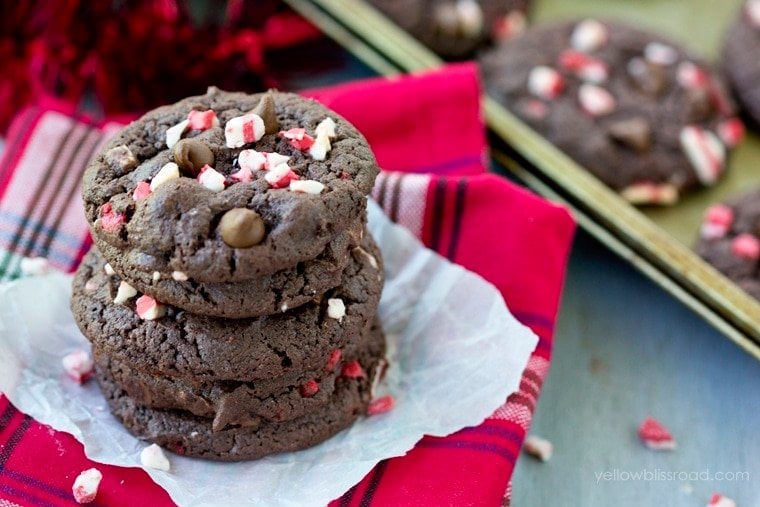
left=265, top=152, right=290, bottom=170
left=638, top=417, right=677, bottom=451
left=279, top=127, right=315, bottom=151
left=140, top=443, right=171, bottom=472
left=225, top=113, right=265, bottom=148
left=113, top=281, right=137, bottom=305
left=620, top=182, right=678, bottom=205
left=523, top=435, right=554, bottom=461
left=493, top=10, right=527, bottom=40
left=731, top=233, right=760, bottom=260
left=700, top=204, right=734, bottom=240
left=187, top=109, right=219, bottom=131
left=677, top=61, right=708, bottom=89
left=309, top=135, right=331, bottom=161
left=238, top=149, right=267, bottom=172
left=717, top=118, right=745, bottom=147
left=133, top=181, right=152, bottom=201
left=578, top=83, right=615, bottom=116
left=72, top=468, right=102, bottom=504
left=680, top=126, right=725, bottom=185
left=558, top=50, right=608, bottom=83
left=747, top=0, right=760, bottom=26
left=325, top=349, right=342, bottom=372
left=99, top=202, right=125, bottom=233
left=150, top=162, right=180, bottom=191
left=570, top=19, right=608, bottom=52
left=135, top=295, right=166, bottom=320
left=230, top=165, right=253, bottom=183
left=527, top=66, right=565, bottom=100
left=644, top=42, right=679, bottom=66
left=165, top=119, right=189, bottom=149
left=152, top=271, right=161, bottom=282
left=20, top=257, right=50, bottom=276
left=197, top=164, right=226, bottom=192
left=104, top=263, right=115, bottom=276
left=172, top=271, right=188, bottom=281
left=707, top=493, right=737, bottom=507
left=299, top=379, right=320, bottom=398
left=341, top=361, right=366, bottom=379
left=367, top=395, right=395, bottom=416
left=315, top=117, right=337, bottom=138
left=289, top=179, right=325, bottom=194
left=326, top=298, right=346, bottom=321
left=265, top=164, right=299, bottom=188
left=62, top=350, right=94, bottom=384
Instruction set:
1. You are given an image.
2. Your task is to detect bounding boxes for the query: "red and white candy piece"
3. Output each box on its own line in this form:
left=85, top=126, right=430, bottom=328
left=731, top=233, right=760, bottom=260
left=677, top=61, right=708, bottom=89
left=638, top=417, right=676, bottom=450
left=325, top=349, right=342, bottom=372
left=519, top=98, right=549, bottom=119
left=367, top=395, right=395, bottom=416
left=165, top=119, right=189, bottom=149
left=299, top=379, right=320, bottom=398
left=570, top=19, right=608, bottom=52
left=99, top=203, right=125, bottom=233
left=72, top=468, right=102, bottom=504
left=700, top=204, right=734, bottom=240
left=717, top=118, right=745, bottom=148
left=150, top=162, right=180, bottom=191
left=187, top=109, right=219, bottom=131
left=20, top=257, right=50, bottom=276
left=680, top=126, right=725, bottom=185
left=746, top=0, right=760, bottom=27
left=265, top=152, right=290, bottom=170
left=136, top=295, right=166, bottom=320
left=644, top=42, right=679, bottom=66
left=279, top=128, right=315, bottom=151
left=527, top=66, right=565, bottom=100
left=104, top=263, right=116, bottom=276
left=140, top=443, right=171, bottom=472
left=310, top=117, right=338, bottom=161
left=326, top=298, right=346, bottom=322
left=620, top=182, right=679, bottom=205
left=341, top=360, right=366, bottom=378
left=493, top=10, right=527, bottom=40
left=578, top=83, right=615, bottom=116
left=289, top=179, right=324, bottom=195
left=172, top=271, right=188, bottom=281
left=559, top=50, right=608, bottom=83
left=523, top=435, right=554, bottom=462
left=265, top=164, right=300, bottom=189
left=113, top=280, right=137, bottom=305
left=133, top=181, right=152, bottom=201
left=197, top=164, right=226, bottom=192
left=225, top=113, right=265, bottom=148
left=238, top=149, right=267, bottom=172
left=707, top=493, right=737, bottom=507
left=62, top=350, right=94, bottom=384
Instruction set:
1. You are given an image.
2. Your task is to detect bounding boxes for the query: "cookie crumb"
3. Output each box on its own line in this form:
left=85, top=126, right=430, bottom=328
left=524, top=435, right=553, bottom=461
left=62, top=350, right=94, bottom=384
left=140, top=443, right=171, bottom=472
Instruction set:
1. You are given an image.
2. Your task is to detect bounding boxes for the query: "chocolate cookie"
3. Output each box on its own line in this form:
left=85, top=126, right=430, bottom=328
left=82, top=88, right=379, bottom=283
left=722, top=1, right=760, bottom=127
left=71, top=238, right=383, bottom=382
left=695, top=188, right=760, bottom=299
left=95, top=347, right=382, bottom=461
left=95, top=322, right=386, bottom=432
left=368, top=0, right=530, bottom=59
left=98, top=218, right=364, bottom=318
left=480, top=20, right=744, bottom=204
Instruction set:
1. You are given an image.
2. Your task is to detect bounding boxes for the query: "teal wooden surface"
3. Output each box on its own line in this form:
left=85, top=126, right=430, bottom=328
left=512, top=231, right=760, bottom=506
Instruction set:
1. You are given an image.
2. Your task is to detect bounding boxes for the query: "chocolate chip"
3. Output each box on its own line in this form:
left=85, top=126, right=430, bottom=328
left=172, top=139, right=214, bottom=176
left=685, top=86, right=713, bottom=122
left=628, top=58, right=668, bottom=96
left=608, top=117, right=651, bottom=152
left=252, top=93, right=278, bottom=135
left=218, top=208, right=266, bottom=248
left=105, top=145, right=138, bottom=175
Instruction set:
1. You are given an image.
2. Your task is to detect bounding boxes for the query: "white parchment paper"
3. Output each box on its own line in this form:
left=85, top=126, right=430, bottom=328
left=0, top=201, right=537, bottom=507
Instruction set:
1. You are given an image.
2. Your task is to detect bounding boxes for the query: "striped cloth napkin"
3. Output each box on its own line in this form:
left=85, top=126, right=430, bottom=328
left=0, top=63, right=575, bottom=506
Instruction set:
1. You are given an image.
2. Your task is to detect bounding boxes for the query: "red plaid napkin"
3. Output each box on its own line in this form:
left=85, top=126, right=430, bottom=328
left=0, top=63, right=575, bottom=506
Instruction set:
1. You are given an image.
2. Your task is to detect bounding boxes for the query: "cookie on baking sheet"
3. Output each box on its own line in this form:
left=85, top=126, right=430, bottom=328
left=82, top=88, right=379, bottom=283
left=98, top=218, right=364, bottom=319
left=722, top=0, right=760, bottom=127
left=480, top=20, right=744, bottom=205
left=70, top=237, right=383, bottom=383
left=367, top=0, right=530, bottom=59
left=95, top=321, right=385, bottom=432
left=695, top=188, right=760, bottom=299
left=95, top=336, right=385, bottom=461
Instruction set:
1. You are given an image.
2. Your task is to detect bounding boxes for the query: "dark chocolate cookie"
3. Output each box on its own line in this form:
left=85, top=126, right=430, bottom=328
left=695, top=187, right=760, bottom=299
left=82, top=88, right=379, bottom=283
left=480, top=19, right=744, bottom=204
left=98, top=218, right=364, bottom=318
left=95, top=321, right=386, bottom=432
left=368, top=0, right=530, bottom=59
left=95, top=347, right=382, bottom=461
left=722, top=1, right=760, bottom=127
left=71, top=238, right=383, bottom=382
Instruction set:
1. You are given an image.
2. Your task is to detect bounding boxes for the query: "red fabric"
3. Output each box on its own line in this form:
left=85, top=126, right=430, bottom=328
left=0, top=64, right=575, bottom=506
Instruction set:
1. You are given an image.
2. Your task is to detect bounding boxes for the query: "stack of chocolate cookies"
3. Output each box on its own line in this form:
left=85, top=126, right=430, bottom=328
left=71, top=88, right=386, bottom=461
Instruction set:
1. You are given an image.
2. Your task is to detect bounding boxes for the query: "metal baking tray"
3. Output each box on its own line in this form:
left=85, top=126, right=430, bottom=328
left=284, top=0, right=760, bottom=359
